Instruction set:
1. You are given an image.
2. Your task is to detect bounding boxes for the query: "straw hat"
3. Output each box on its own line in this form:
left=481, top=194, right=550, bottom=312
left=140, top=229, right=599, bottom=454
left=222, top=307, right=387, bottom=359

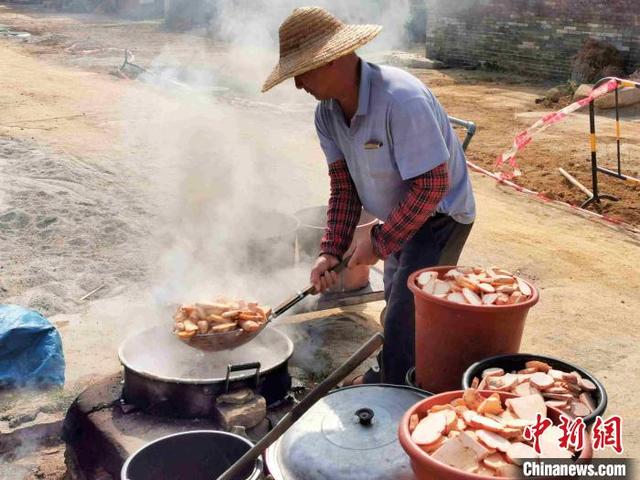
left=261, top=7, right=382, bottom=92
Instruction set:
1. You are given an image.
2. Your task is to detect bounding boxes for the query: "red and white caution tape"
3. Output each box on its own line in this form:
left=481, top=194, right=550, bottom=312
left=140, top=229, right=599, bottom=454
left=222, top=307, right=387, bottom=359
left=467, top=161, right=640, bottom=238
left=495, top=79, right=618, bottom=179
left=477, top=78, right=639, bottom=238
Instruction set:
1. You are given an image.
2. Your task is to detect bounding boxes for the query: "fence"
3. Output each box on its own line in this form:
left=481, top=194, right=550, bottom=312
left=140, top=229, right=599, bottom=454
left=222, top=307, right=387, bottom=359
left=583, top=77, right=640, bottom=208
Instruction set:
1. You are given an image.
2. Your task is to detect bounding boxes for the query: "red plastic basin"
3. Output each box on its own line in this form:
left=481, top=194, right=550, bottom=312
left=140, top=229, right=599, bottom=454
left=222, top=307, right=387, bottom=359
left=398, top=390, right=593, bottom=480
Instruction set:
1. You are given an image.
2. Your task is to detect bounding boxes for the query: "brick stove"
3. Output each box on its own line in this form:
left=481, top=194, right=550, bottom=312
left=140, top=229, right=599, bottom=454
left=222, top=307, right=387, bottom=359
left=64, top=325, right=300, bottom=479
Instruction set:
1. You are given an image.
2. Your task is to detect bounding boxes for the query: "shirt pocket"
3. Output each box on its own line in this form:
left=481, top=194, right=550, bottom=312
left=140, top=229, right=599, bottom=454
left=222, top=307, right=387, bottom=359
left=364, top=145, right=394, bottom=180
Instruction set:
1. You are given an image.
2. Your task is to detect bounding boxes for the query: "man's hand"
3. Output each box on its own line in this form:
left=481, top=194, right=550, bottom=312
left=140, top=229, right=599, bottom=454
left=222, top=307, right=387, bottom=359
left=348, top=234, right=379, bottom=268
left=310, top=254, right=340, bottom=294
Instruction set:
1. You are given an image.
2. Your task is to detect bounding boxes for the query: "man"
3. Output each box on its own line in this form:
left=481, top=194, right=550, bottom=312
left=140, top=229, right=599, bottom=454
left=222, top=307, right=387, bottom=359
left=262, top=7, right=475, bottom=385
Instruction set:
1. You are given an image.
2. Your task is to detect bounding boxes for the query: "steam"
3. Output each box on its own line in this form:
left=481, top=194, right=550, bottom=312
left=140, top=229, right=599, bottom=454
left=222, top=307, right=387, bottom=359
left=212, top=0, right=410, bottom=51
left=210, top=0, right=410, bottom=99
left=0, top=4, right=411, bottom=472
left=121, top=1, right=411, bottom=316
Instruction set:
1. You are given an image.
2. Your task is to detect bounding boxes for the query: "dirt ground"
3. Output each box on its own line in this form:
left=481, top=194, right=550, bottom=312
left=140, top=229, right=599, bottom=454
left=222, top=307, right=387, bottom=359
left=1, top=5, right=639, bottom=479
left=2, top=5, right=639, bottom=225
left=420, top=70, right=640, bottom=226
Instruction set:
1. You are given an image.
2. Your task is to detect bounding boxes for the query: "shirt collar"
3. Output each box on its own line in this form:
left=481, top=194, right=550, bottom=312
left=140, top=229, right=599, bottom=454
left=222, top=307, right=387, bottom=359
left=329, top=60, right=372, bottom=117
left=355, top=60, right=372, bottom=117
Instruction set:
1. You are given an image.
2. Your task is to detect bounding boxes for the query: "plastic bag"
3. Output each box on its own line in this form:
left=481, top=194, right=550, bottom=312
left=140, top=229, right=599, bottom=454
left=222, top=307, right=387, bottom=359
left=0, top=304, right=65, bottom=387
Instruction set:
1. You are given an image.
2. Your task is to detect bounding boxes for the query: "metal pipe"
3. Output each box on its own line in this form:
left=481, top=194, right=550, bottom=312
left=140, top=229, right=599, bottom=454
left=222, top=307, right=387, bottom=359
left=582, top=101, right=601, bottom=208
left=558, top=168, right=592, bottom=198
left=217, top=332, right=385, bottom=480
left=448, top=116, right=477, bottom=152
left=596, top=166, right=640, bottom=184
left=615, top=88, right=621, bottom=175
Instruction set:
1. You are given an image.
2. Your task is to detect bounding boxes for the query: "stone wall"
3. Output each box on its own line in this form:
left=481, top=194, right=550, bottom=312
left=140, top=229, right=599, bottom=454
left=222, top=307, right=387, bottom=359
left=425, top=0, right=640, bottom=79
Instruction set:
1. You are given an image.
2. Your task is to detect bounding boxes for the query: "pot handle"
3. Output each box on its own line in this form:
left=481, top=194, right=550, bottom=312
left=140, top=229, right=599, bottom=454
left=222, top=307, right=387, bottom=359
left=224, top=362, right=261, bottom=393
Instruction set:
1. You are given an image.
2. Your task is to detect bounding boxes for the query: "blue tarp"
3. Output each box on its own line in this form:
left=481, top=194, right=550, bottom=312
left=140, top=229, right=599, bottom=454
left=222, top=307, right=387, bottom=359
left=0, top=304, right=65, bottom=387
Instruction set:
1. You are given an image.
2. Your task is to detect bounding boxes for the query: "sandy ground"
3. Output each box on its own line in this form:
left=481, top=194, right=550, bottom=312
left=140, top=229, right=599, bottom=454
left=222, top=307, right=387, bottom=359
left=0, top=5, right=639, bottom=478
left=419, top=69, right=640, bottom=226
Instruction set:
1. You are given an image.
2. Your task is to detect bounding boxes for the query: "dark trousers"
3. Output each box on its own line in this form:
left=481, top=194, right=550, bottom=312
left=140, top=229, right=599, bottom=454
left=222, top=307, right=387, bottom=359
left=370, top=213, right=473, bottom=385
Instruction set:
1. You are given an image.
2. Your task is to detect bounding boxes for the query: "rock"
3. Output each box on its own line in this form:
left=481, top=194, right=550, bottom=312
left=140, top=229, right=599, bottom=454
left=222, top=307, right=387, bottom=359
left=544, top=86, right=566, bottom=102
left=573, top=84, right=593, bottom=101
left=216, top=388, right=255, bottom=405
left=595, top=87, right=640, bottom=109
left=571, top=38, right=625, bottom=83
left=245, top=417, right=271, bottom=442
left=214, top=395, right=266, bottom=430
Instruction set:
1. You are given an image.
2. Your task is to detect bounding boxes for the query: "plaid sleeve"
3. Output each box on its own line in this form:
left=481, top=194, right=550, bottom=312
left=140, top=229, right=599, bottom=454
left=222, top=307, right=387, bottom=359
left=371, top=163, right=449, bottom=259
left=320, top=159, right=362, bottom=260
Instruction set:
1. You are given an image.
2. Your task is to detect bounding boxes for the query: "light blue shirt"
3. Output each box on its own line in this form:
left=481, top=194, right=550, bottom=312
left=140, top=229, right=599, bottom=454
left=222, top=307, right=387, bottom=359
left=315, top=61, right=475, bottom=224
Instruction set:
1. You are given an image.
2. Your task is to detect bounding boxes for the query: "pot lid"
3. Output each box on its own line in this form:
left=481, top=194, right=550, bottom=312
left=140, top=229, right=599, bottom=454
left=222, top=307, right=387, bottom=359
left=118, top=325, right=293, bottom=383
left=266, top=385, right=426, bottom=480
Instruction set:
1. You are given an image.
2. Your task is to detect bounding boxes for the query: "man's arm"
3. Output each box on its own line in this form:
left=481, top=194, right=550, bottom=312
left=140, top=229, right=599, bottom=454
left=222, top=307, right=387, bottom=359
left=371, top=163, right=449, bottom=259
left=320, top=159, right=362, bottom=260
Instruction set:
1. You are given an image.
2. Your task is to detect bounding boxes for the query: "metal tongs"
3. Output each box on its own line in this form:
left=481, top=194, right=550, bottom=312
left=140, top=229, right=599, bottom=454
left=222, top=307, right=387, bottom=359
left=179, top=256, right=352, bottom=352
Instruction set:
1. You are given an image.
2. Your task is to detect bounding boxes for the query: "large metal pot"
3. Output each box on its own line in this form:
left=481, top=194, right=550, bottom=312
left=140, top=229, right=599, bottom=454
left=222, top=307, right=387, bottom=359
left=295, top=206, right=378, bottom=291
left=121, top=430, right=263, bottom=480
left=266, top=384, right=429, bottom=480
left=119, top=325, right=294, bottom=417
left=245, top=209, right=299, bottom=272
